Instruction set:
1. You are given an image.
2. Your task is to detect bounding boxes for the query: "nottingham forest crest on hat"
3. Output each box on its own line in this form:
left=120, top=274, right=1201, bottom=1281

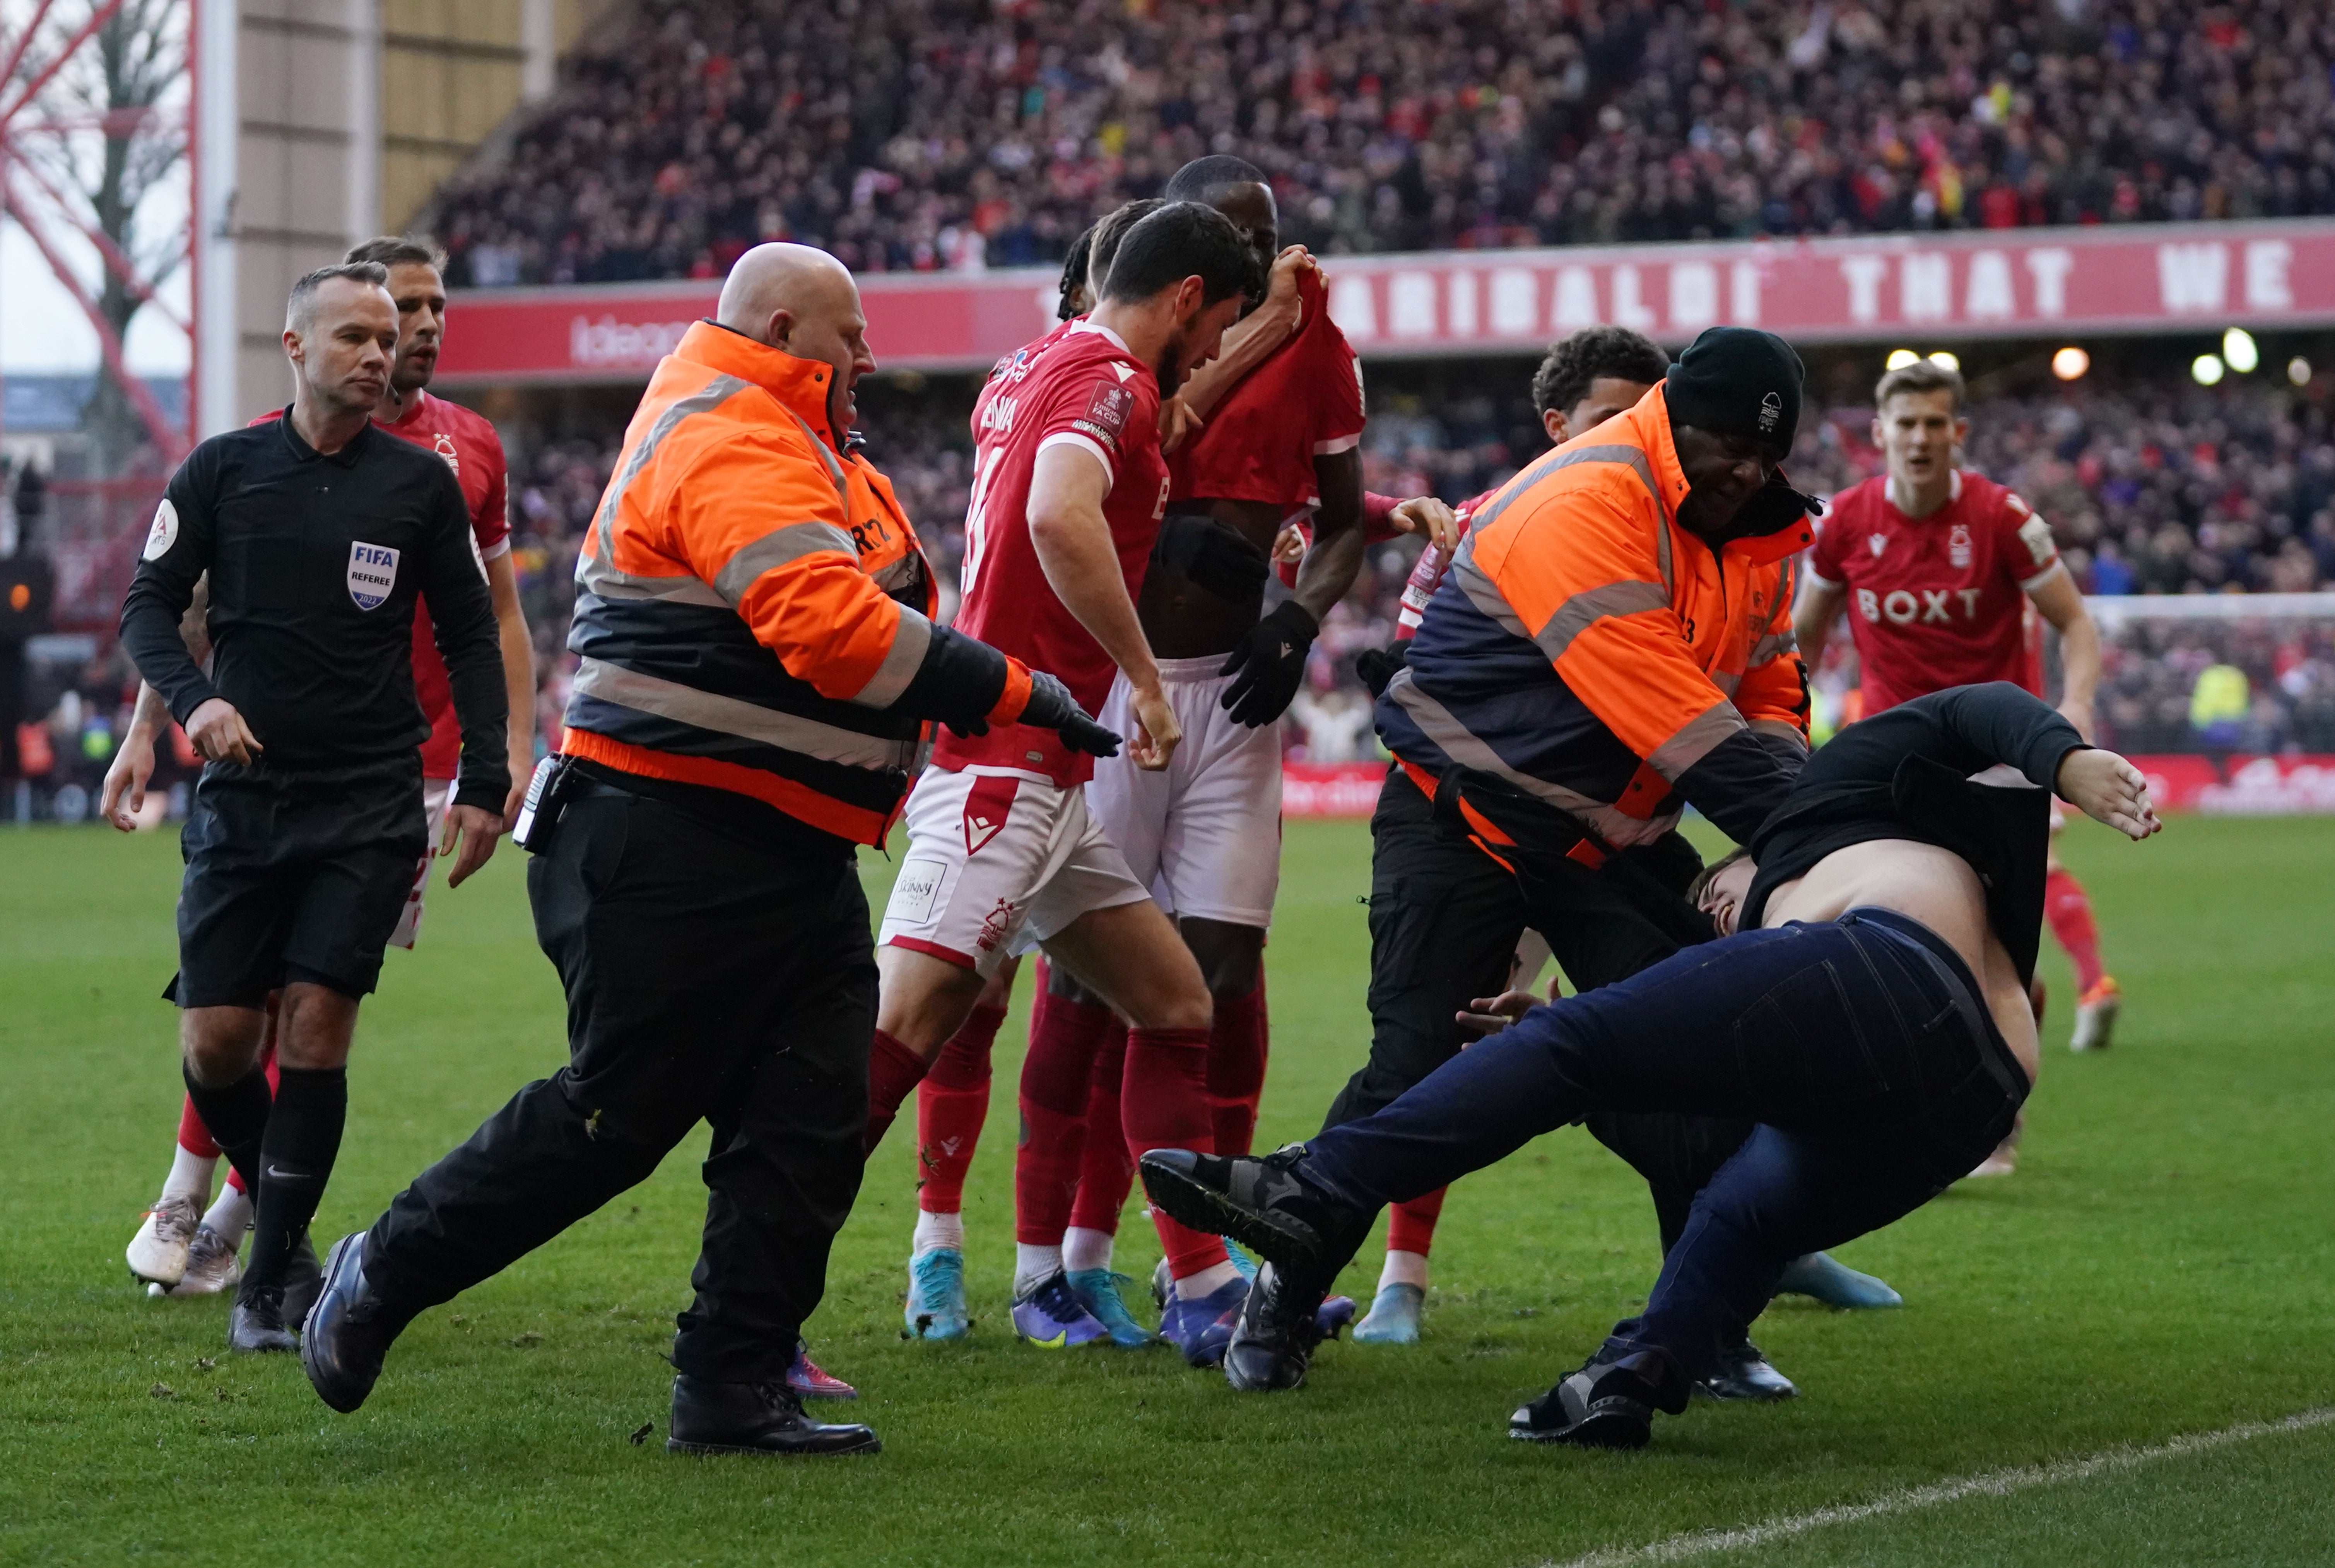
left=1663, top=326, right=1806, bottom=455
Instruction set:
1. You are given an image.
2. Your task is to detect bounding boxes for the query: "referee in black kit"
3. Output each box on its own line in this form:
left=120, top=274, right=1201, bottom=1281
left=118, top=262, right=509, bottom=1354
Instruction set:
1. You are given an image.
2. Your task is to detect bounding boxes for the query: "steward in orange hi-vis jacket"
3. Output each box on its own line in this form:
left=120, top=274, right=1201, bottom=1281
left=561, top=319, right=1055, bottom=845
left=307, top=249, right=1115, bottom=1452
left=1243, top=330, right=1851, bottom=1401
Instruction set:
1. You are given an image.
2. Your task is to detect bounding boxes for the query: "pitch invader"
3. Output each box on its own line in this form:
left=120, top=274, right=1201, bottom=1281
left=868, top=203, right=1257, bottom=1350
left=115, top=237, right=533, bottom=1305
left=1797, top=355, right=2116, bottom=1172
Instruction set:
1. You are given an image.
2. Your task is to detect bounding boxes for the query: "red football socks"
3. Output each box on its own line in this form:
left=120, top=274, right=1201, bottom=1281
left=1068, top=1020, right=1133, bottom=1234
left=1204, top=978, right=1267, bottom=1157
left=2044, top=867, right=2106, bottom=991
left=178, top=1093, right=222, bottom=1161
left=1014, top=984, right=1111, bottom=1245
left=915, top=1003, right=1003, bottom=1214
left=865, top=1028, right=931, bottom=1156
left=1388, top=1187, right=1448, bottom=1257
left=1123, top=1024, right=1225, bottom=1277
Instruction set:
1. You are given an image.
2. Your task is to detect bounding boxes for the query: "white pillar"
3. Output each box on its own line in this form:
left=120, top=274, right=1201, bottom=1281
left=346, top=0, right=382, bottom=243
left=193, top=0, right=240, bottom=439
left=521, top=0, right=555, bottom=101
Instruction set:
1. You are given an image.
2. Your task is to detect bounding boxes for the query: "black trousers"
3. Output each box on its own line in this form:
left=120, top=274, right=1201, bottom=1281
left=1303, top=909, right=2028, bottom=1387
left=1325, top=767, right=1750, bottom=1254
left=365, top=780, right=875, bottom=1382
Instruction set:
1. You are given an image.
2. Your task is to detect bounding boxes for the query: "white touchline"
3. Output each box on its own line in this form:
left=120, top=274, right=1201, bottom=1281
left=1544, top=1406, right=2335, bottom=1568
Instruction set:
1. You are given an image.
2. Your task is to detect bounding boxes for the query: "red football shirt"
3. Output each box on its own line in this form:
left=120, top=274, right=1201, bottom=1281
left=1170, top=269, right=1365, bottom=512
left=1808, top=469, right=2064, bottom=712
left=247, top=393, right=509, bottom=780
left=378, top=393, right=511, bottom=780
left=935, top=319, right=1169, bottom=786
left=1393, top=487, right=1494, bottom=639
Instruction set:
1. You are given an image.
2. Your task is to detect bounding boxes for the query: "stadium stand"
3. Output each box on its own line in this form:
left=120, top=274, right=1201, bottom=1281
left=428, top=0, right=2335, bottom=285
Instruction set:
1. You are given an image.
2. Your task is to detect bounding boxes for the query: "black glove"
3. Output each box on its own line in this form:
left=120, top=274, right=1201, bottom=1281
left=1019, top=671, right=1121, bottom=758
left=1155, top=512, right=1271, bottom=600
left=1219, top=600, right=1319, bottom=726
left=1355, top=641, right=1409, bottom=699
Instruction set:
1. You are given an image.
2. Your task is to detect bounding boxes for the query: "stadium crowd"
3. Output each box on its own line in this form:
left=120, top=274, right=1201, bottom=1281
left=430, top=0, right=2335, bottom=285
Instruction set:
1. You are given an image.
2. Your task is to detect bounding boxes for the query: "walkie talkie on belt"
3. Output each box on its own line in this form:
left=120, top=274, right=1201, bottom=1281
left=510, top=755, right=581, bottom=852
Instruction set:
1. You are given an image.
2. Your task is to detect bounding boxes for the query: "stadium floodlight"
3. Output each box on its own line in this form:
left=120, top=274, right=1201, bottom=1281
left=2222, top=328, right=2260, bottom=374
left=2291, top=357, right=2314, bottom=387
left=1885, top=348, right=1921, bottom=370
left=2192, top=354, right=2226, bottom=386
left=2052, top=347, right=2090, bottom=381
left=1926, top=351, right=1961, bottom=372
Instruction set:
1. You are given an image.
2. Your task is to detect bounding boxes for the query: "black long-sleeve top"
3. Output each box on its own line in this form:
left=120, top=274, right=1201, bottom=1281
left=1743, top=683, right=2087, bottom=987
left=119, top=412, right=509, bottom=811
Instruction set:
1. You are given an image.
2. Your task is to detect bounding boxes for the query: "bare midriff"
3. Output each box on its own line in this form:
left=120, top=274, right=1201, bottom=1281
left=1138, top=497, right=1287, bottom=659
left=1758, top=838, right=2040, bottom=1083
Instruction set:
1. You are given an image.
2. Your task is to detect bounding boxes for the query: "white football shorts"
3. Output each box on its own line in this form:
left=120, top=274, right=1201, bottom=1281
left=388, top=776, right=453, bottom=951
left=879, top=765, right=1150, bottom=979
left=1085, top=656, right=1284, bottom=930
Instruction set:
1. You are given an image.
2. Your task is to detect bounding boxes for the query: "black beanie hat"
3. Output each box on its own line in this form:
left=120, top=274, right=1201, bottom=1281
left=1663, top=326, right=1805, bottom=455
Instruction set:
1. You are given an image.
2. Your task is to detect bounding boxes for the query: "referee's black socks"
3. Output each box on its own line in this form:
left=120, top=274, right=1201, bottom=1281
left=182, top=1059, right=270, bottom=1201
left=243, top=1066, right=349, bottom=1299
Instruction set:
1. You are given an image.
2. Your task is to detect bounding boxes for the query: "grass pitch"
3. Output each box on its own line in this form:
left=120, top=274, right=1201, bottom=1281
left=3, top=811, right=2333, bottom=1567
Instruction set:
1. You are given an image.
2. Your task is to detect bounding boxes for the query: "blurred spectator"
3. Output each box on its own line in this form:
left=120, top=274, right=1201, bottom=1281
left=427, top=0, right=2335, bottom=286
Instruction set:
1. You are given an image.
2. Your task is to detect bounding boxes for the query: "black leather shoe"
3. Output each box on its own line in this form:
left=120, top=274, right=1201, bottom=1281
left=1138, top=1146, right=1362, bottom=1272
left=302, top=1233, right=413, bottom=1413
left=667, top=1375, right=881, bottom=1457
left=1694, top=1340, right=1798, bottom=1402
left=1223, top=1262, right=1325, bottom=1393
left=1510, top=1352, right=1679, bottom=1448
left=227, top=1287, right=299, bottom=1354
left=280, top=1231, right=324, bottom=1328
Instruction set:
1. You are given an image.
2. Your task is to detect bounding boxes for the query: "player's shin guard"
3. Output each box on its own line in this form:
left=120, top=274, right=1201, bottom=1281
left=1015, top=989, right=1110, bottom=1245
left=916, top=1004, right=1002, bottom=1215
left=1387, top=1187, right=1446, bottom=1258
left=2044, top=868, right=2106, bottom=992
left=1205, top=979, right=1267, bottom=1158
left=1123, top=1025, right=1226, bottom=1279
left=865, top=1029, right=929, bottom=1156
left=182, top=1060, right=271, bottom=1201
left=244, top=1066, right=346, bottom=1298
left=1068, top=1021, right=1133, bottom=1237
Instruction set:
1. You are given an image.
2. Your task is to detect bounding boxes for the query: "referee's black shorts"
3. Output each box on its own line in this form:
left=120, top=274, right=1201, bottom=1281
left=168, top=754, right=428, bottom=1008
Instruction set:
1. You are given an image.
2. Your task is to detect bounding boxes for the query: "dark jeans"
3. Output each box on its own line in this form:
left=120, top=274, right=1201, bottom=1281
left=1301, top=908, right=2028, bottom=1388
left=1325, top=767, right=1748, bottom=1254
left=365, top=779, right=875, bottom=1382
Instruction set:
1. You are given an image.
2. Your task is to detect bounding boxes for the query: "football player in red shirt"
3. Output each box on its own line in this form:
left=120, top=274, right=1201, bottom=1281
left=1796, top=357, right=2117, bottom=1173
left=107, top=238, right=538, bottom=1308
left=869, top=202, right=1259, bottom=1360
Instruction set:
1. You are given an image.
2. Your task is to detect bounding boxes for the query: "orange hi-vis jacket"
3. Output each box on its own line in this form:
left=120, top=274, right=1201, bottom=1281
left=563, top=321, right=1034, bottom=844
left=1376, top=382, right=1813, bottom=848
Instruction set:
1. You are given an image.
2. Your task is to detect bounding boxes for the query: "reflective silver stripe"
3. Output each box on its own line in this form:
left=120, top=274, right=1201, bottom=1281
left=1450, top=531, right=1532, bottom=639
left=1747, top=629, right=1798, bottom=666
left=1533, top=579, right=1671, bottom=663
left=587, top=373, right=750, bottom=570
left=573, top=657, right=904, bottom=770
left=850, top=604, right=932, bottom=709
left=785, top=410, right=851, bottom=508
left=1467, top=442, right=1667, bottom=537
left=1384, top=670, right=1677, bottom=848
left=574, top=557, right=729, bottom=606
left=871, top=553, right=924, bottom=593
left=1711, top=669, right=1742, bottom=696
left=1655, top=511, right=1674, bottom=596
left=711, top=521, right=859, bottom=605
left=1646, top=699, right=1747, bottom=782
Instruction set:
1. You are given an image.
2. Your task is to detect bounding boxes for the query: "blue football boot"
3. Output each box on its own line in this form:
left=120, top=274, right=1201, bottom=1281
left=1156, top=1274, right=1250, bottom=1368
left=1010, top=1269, right=1109, bottom=1349
left=1067, top=1268, right=1159, bottom=1348
left=1775, top=1251, right=1903, bottom=1310
left=1352, top=1281, right=1424, bottom=1344
left=903, top=1247, right=971, bottom=1341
